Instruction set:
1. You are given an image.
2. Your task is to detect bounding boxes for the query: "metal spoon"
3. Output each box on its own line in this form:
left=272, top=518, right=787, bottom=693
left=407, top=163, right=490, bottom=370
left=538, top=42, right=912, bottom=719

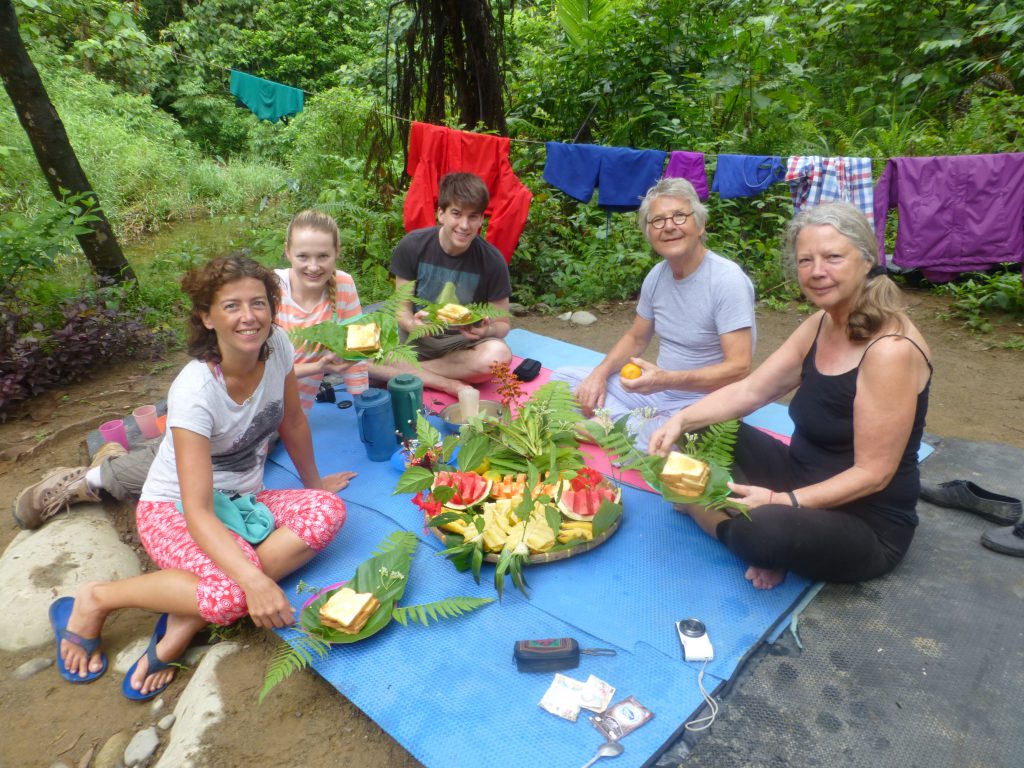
left=580, top=739, right=624, bottom=768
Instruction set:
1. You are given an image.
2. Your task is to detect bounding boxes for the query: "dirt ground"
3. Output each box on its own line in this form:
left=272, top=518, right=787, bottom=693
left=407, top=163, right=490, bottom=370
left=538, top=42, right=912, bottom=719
left=0, top=291, right=1021, bottom=768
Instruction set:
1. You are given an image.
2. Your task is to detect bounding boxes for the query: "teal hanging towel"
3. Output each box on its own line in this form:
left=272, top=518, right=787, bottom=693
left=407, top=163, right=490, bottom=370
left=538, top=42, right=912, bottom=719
left=229, top=70, right=304, bottom=123
left=176, top=491, right=275, bottom=544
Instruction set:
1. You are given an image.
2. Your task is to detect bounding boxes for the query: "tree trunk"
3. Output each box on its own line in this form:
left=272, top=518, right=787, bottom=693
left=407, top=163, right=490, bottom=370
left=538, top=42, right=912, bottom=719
left=0, top=0, right=136, bottom=283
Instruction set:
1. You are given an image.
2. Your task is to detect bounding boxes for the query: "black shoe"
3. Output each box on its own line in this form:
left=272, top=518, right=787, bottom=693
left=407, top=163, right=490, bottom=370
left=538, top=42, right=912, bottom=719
left=981, top=518, right=1024, bottom=558
left=919, top=480, right=1022, bottom=525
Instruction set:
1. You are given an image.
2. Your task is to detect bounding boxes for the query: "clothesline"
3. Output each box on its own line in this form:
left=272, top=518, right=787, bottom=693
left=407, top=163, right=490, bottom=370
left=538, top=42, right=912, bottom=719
left=18, top=2, right=1024, bottom=283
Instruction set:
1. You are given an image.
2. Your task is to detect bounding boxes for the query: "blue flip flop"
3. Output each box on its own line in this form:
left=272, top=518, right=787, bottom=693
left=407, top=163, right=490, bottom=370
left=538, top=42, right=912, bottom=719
left=49, top=596, right=107, bottom=684
left=122, top=613, right=181, bottom=701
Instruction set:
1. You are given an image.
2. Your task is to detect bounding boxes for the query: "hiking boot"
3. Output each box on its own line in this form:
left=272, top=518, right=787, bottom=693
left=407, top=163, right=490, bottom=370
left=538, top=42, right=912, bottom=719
left=981, top=517, right=1024, bottom=558
left=12, top=467, right=100, bottom=530
left=90, top=441, right=127, bottom=469
left=919, top=480, right=1022, bottom=525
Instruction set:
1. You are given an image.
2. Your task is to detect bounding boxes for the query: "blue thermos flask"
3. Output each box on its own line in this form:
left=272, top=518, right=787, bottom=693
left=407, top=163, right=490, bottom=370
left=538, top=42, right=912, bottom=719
left=353, top=389, right=398, bottom=461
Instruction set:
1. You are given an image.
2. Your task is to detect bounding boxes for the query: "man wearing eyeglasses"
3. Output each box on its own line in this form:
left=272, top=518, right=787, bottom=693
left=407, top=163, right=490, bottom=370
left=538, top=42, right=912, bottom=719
left=552, top=177, right=756, bottom=446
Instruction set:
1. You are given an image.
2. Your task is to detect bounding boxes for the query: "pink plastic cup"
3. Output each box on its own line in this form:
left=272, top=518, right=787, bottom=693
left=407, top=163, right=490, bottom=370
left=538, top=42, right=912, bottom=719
left=99, top=419, right=129, bottom=449
left=132, top=405, right=161, bottom=439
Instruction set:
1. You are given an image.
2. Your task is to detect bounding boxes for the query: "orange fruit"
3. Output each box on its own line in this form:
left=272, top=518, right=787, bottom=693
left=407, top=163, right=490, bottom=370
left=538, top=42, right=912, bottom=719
left=620, top=363, right=642, bottom=380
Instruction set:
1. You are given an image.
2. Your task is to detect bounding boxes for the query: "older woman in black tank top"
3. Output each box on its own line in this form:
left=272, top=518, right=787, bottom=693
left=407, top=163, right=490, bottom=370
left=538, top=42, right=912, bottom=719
left=649, top=202, right=932, bottom=589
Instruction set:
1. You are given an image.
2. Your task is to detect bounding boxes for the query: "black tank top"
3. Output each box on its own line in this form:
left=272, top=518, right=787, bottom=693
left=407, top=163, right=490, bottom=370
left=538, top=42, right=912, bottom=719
left=787, top=321, right=932, bottom=526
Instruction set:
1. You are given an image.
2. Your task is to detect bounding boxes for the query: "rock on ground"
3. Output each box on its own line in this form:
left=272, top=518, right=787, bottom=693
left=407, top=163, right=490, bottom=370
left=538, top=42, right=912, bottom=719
left=155, top=641, right=241, bottom=768
left=94, top=730, right=133, bottom=768
left=124, top=726, right=160, bottom=767
left=0, top=507, right=142, bottom=651
left=569, top=310, right=598, bottom=326
left=13, top=656, right=53, bottom=679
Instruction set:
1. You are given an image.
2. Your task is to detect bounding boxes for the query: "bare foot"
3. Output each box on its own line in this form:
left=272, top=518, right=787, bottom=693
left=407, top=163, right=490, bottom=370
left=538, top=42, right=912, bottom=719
left=61, top=583, right=108, bottom=679
left=745, top=565, right=786, bottom=590
left=129, top=614, right=206, bottom=697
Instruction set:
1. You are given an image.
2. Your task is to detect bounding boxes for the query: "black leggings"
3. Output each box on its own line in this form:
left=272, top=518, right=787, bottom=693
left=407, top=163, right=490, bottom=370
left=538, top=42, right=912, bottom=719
left=715, top=425, right=915, bottom=583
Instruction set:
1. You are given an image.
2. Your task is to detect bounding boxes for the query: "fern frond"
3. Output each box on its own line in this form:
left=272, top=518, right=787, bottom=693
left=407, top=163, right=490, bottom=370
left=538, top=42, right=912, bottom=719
left=391, top=597, right=494, bottom=627
left=409, top=321, right=445, bottom=339
left=379, top=343, right=421, bottom=367
left=691, top=419, right=740, bottom=467
left=259, top=634, right=331, bottom=703
left=372, top=530, right=419, bottom=559
left=376, top=280, right=418, bottom=317
left=465, top=302, right=510, bottom=320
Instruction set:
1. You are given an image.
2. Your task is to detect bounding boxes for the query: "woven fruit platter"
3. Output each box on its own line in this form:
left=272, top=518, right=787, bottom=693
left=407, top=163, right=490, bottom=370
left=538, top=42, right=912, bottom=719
left=396, top=378, right=624, bottom=596
left=422, top=468, right=623, bottom=565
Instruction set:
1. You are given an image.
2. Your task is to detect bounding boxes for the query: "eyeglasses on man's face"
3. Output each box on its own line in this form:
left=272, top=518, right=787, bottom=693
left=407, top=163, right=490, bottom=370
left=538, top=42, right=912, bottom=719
left=647, top=210, right=694, bottom=230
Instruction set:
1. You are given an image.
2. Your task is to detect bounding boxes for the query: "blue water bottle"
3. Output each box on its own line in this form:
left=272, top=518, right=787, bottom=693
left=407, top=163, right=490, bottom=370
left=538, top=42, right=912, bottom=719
left=353, top=389, right=398, bottom=461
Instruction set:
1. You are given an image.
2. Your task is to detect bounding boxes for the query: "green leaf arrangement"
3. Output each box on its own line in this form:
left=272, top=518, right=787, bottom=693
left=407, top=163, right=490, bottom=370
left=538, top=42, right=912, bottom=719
left=289, top=281, right=420, bottom=366
left=394, top=393, right=623, bottom=599
left=259, top=530, right=493, bottom=702
left=460, top=380, right=585, bottom=477
left=585, top=417, right=748, bottom=515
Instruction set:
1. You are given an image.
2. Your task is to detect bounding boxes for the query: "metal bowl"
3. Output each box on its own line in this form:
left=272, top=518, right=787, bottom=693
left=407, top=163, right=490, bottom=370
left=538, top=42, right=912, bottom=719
left=438, top=399, right=504, bottom=433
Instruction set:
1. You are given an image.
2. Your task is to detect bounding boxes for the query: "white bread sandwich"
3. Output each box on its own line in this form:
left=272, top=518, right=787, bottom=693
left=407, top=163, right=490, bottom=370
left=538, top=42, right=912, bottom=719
left=319, top=587, right=381, bottom=635
left=659, top=451, right=711, bottom=497
left=436, top=303, right=472, bottom=324
left=346, top=322, right=381, bottom=354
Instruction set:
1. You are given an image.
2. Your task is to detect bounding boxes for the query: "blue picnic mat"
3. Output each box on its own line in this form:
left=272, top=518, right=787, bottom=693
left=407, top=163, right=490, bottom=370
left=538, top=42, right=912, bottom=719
left=266, top=330, right=823, bottom=767
left=275, top=501, right=716, bottom=768
left=266, top=399, right=810, bottom=680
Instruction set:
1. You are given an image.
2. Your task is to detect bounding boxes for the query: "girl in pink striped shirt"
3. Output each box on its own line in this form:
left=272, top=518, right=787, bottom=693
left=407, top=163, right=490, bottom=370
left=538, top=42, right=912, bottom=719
left=275, top=210, right=369, bottom=411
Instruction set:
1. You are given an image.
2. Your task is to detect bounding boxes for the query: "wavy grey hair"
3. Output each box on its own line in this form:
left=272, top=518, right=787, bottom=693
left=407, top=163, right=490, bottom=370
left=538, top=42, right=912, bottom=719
left=784, top=201, right=905, bottom=341
left=637, top=177, right=709, bottom=242
left=784, top=201, right=879, bottom=269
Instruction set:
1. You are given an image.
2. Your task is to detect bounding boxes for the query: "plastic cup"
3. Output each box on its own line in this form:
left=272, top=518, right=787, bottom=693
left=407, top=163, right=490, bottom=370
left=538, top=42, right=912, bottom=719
left=99, top=419, right=129, bottom=449
left=132, top=405, right=162, bottom=439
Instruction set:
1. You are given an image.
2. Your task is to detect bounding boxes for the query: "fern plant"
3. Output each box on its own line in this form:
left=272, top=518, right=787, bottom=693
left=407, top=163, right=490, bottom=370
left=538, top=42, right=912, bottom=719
left=259, top=531, right=493, bottom=702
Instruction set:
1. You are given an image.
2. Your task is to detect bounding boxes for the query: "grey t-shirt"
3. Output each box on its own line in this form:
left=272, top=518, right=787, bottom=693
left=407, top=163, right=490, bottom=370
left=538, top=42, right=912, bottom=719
left=140, top=326, right=293, bottom=502
left=390, top=226, right=511, bottom=309
left=636, top=250, right=756, bottom=407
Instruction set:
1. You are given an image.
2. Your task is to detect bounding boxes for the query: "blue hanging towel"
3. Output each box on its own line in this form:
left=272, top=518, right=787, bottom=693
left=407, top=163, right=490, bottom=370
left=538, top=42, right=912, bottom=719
left=229, top=70, right=304, bottom=123
left=543, top=142, right=603, bottom=203
left=711, top=154, right=786, bottom=198
left=544, top=143, right=667, bottom=211
left=596, top=146, right=667, bottom=210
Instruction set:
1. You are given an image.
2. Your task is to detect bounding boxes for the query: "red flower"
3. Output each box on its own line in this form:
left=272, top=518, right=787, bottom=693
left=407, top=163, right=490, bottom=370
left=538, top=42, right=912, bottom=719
left=413, top=490, right=443, bottom=518
left=571, top=466, right=603, bottom=491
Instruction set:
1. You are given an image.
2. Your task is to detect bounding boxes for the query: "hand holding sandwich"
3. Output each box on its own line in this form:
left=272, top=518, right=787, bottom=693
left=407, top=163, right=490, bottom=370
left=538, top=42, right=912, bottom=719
left=455, top=317, right=492, bottom=341
left=725, top=482, right=783, bottom=510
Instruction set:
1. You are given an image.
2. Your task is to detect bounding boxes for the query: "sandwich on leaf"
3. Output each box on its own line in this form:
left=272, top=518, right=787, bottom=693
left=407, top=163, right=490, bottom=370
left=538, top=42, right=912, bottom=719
left=436, top=303, right=472, bottom=324
left=318, top=587, right=381, bottom=635
left=346, top=322, right=381, bottom=354
left=659, top=452, right=711, bottom=497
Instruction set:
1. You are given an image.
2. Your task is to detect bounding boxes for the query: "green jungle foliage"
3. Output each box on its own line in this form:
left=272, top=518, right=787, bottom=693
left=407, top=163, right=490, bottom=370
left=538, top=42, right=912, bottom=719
left=2, top=0, right=1022, bottom=405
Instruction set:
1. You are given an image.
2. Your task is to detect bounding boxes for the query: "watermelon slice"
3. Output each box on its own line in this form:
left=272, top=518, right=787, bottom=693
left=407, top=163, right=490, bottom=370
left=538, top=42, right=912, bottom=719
left=557, top=484, right=623, bottom=521
left=432, top=471, right=493, bottom=510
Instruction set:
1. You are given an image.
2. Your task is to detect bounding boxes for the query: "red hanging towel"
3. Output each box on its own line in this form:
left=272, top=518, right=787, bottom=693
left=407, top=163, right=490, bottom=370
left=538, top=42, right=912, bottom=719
left=403, top=122, right=532, bottom=263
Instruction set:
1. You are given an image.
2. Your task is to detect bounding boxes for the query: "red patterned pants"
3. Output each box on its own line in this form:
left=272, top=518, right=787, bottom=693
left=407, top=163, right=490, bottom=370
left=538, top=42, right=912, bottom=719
left=136, top=489, right=345, bottom=625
